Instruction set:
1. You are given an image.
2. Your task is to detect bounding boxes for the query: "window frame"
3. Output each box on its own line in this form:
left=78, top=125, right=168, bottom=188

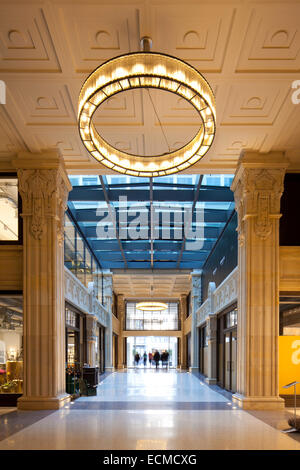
left=0, top=173, right=23, bottom=245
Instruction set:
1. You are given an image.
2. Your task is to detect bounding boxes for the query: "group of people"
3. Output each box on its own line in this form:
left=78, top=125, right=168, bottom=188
left=134, top=350, right=170, bottom=369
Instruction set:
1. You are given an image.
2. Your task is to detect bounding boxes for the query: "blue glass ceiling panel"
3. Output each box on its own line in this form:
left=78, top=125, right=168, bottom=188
left=67, top=174, right=235, bottom=270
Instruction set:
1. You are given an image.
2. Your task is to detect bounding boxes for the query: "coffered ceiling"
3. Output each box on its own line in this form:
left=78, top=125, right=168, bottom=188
left=113, top=270, right=191, bottom=298
left=0, top=0, right=300, bottom=174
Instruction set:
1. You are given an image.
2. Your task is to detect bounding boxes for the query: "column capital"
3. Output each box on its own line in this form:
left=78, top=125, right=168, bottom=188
left=231, top=151, right=289, bottom=244
left=12, top=150, right=72, bottom=245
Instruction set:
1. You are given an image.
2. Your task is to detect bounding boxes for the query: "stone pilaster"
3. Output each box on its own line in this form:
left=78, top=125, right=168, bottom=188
left=86, top=315, right=97, bottom=367
left=179, top=294, right=187, bottom=369
left=190, top=270, right=201, bottom=372
left=231, top=151, right=288, bottom=410
left=206, top=282, right=217, bottom=384
left=103, top=270, right=113, bottom=371
left=13, top=150, right=72, bottom=410
left=117, top=295, right=125, bottom=369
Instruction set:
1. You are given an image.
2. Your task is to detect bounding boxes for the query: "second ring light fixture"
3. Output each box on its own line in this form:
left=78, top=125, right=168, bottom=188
left=136, top=301, right=168, bottom=312
left=78, top=37, right=216, bottom=178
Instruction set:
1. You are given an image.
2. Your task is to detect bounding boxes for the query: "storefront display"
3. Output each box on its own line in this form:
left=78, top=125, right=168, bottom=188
left=65, top=303, right=86, bottom=396
left=0, top=295, right=23, bottom=402
left=279, top=296, right=300, bottom=405
left=217, top=304, right=237, bottom=393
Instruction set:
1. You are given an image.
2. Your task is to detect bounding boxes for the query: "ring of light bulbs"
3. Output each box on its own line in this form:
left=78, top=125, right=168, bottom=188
left=78, top=50, right=216, bottom=177
left=136, top=301, right=168, bottom=311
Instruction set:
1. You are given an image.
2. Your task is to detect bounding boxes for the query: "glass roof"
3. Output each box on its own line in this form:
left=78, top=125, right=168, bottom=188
left=67, top=174, right=235, bottom=270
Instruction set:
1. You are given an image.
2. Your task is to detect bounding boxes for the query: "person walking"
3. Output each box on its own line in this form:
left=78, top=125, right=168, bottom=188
left=165, top=350, right=169, bottom=369
left=153, top=350, right=160, bottom=369
left=148, top=352, right=153, bottom=367
left=143, top=352, right=147, bottom=367
left=134, top=352, right=140, bottom=367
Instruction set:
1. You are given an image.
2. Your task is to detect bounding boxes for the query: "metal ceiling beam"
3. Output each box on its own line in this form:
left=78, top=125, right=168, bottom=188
left=69, top=186, right=234, bottom=203
left=90, top=239, right=216, bottom=251
left=83, top=224, right=222, bottom=239
left=73, top=208, right=229, bottom=224
left=99, top=175, right=128, bottom=269
left=176, top=175, right=204, bottom=269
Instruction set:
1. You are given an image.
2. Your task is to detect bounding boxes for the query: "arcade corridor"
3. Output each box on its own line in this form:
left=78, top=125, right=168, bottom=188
left=0, top=370, right=299, bottom=450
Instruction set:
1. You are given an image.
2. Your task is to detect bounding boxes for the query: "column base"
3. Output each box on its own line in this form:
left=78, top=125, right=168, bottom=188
left=17, top=393, right=71, bottom=410
left=105, top=367, right=114, bottom=372
left=205, top=377, right=217, bottom=385
left=232, top=393, right=285, bottom=410
left=189, top=367, right=199, bottom=373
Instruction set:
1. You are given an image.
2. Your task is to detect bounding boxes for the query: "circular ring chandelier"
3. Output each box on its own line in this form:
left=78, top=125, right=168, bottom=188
left=136, top=301, right=168, bottom=311
left=78, top=40, right=216, bottom=177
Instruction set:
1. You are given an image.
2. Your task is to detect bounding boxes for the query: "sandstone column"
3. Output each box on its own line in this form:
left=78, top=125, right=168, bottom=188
left=13, top=150, right=72, bottom=410
left=117, top=294, right=125, bottom=369
left=179, top=294, right=187, bottom=369
left=190, top=270, right=201, bottom=372
left=86, top=315, right=97, bottom=367
left=103, top=270, right=113, bottom=371
left=231, top=151, right=288, bottom=410
left=206, top=282, right=217, bottom=384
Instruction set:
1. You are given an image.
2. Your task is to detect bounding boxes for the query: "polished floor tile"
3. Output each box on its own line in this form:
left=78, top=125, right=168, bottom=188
left=77, top=369, right=228, bottom=403
left=0, top=370, right=299, bottom=450
left=0, top=408, right=15, bottom=416
left=1, top=408, right=300, bottom=450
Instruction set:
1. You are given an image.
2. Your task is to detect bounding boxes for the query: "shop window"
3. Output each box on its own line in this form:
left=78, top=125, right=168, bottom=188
left=0, top=295, right=23, bottom=395
left=226, top=308, right=237, bottom=329
left=280, top=297, right=300, bottom=335
left=0, top=176, right=20, bottom=242
left=66, top=306, right=79, bottom=329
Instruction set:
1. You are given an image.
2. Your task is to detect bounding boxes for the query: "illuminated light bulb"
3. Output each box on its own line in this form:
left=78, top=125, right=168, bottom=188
left=119, top=79, right=130, bottom=89
left=127, top=170, right=138, bottom=176
left=99, top=146, right=108, bottom=157
left=96, top=76, right=107, bottom=88
left=130, top=77, right=139, bottom=87
left=91, top=151, right=102, bottom=160
left=134, top=162, right=145, bottom=171
left=198, top=146, right=209, bottom=156
left=80, top=128, right=90, bottom=140
left=90, top=92, right=105, bottom=106
left=80, top=115, right=89, bottom=127
left=102, top=82, right=121, bottom=96
left=204, top=135, right=213, bottom=146
left=178, top=86, right=194, bottom=100
left=189, top=80, right=201, bottom=93
left=102, top=160, right=114, bottom=168
left=174, top=156, right=184, bottom=166
left=178, top=162, right=190, bottom=170
left=173, top=71, right=185, bottom=82
left=85, top=141, right=96, bottom=152
left=132, top=64, right=145, bottom=74
left=113, top=165, right=126, bottom=174
left=147, top=162, right=158, bottom=171
left=109, top=154, right=120, bottom=164
left=153, top=65, right=167, bottom=75
left=112, top=67, right=127, bottom=80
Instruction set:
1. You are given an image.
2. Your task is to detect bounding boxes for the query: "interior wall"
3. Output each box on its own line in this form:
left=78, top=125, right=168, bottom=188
left=201, top=211, right=238, bottom=302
